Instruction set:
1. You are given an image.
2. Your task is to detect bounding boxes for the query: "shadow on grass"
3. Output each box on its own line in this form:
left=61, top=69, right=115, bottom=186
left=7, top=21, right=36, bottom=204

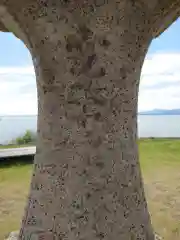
left=0, top=155, right=34, bottom=168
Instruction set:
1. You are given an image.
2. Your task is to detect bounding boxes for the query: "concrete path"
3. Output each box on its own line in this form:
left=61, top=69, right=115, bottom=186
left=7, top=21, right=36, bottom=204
left=0, top=146, right=36, bottom=158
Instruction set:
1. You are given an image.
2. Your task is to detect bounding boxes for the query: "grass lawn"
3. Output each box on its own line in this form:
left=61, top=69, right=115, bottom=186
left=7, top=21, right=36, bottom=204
left=0, top=139, right=180, bottom=239
left=0, top=144, right=34, bottom=149
left=0, top=160, right=32, bottom=240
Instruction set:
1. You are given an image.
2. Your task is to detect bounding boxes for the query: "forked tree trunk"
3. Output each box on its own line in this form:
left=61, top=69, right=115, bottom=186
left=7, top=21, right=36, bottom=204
left=14, top=2, right=155, bottom=239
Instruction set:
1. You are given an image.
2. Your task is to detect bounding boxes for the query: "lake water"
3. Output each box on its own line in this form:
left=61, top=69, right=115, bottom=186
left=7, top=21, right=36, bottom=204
left=0, top=115, right=180, bottom=144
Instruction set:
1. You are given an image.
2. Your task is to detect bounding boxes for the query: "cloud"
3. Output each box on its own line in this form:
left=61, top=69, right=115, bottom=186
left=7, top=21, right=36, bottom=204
left=0, top=66, right=37, bottom=115
left=0, top=52, right=180, bottom=115
left=139, top=52, right=180, bottom=111
left=0, top=66, right=34, bottom=75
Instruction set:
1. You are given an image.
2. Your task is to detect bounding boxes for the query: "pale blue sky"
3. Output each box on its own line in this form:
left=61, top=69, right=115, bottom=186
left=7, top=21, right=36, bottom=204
left=0, top=18, right=180, bottom=115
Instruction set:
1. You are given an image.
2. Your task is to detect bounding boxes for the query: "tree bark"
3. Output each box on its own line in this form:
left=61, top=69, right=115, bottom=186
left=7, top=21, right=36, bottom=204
left=2, top=1, right=156, bottom=239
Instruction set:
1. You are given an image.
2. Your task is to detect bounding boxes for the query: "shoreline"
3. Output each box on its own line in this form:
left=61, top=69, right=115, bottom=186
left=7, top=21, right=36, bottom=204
left=0, top=137, right=180, bottom=149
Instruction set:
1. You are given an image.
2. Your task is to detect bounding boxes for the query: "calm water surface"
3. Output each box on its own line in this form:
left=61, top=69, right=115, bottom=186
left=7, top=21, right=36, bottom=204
left=0, top=115, right=180, bottom=144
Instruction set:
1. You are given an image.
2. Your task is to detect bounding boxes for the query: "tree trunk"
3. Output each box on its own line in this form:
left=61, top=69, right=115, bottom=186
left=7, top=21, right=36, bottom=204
left=17, top=2, right=155, bottom=239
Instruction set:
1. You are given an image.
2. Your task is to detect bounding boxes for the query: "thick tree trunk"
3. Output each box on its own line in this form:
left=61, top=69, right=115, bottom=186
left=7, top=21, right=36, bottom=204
left=16, top=2, right=154, bottom=239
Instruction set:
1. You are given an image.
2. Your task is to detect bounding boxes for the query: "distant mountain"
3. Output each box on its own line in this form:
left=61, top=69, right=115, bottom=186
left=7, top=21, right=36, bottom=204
left=139, top=109, right=180, bottom=115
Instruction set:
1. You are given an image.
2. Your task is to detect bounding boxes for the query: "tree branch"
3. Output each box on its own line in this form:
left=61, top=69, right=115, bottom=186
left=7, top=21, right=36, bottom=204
left=0, top=4, right=30, bottom=47
left=0, top=0, right=180, bottom=38
left=152, top=0, right=180, bottom=37
left=0, top=20, right=8, bottom=32
left=0, top=0, right=34, bottom=32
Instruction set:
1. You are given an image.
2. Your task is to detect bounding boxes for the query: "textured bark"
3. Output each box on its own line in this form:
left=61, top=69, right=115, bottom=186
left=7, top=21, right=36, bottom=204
left=152, top=0, right=180, bottom=37
left=1, top=0, right=180, bottom=37
left=0, top=1, right=179, bottom=240
left=17, top=2, right=155, bottom=239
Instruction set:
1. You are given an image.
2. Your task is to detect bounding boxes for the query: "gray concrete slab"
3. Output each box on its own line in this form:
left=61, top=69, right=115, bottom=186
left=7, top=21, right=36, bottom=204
left=0, top=146, right=36, bottom=158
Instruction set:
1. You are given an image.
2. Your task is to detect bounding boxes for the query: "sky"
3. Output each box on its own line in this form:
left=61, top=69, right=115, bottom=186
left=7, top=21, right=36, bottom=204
left=0, top=18, right=180, bottom=115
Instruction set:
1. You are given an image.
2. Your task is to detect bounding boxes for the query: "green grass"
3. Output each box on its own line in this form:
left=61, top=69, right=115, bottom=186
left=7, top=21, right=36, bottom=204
left=1, top=139, right=180, bottom=239
left=0, top=161, right=32, bottom=239
left=0, top=144, right=34, bottom=149
left=139, top=138, right=180, bottom=239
